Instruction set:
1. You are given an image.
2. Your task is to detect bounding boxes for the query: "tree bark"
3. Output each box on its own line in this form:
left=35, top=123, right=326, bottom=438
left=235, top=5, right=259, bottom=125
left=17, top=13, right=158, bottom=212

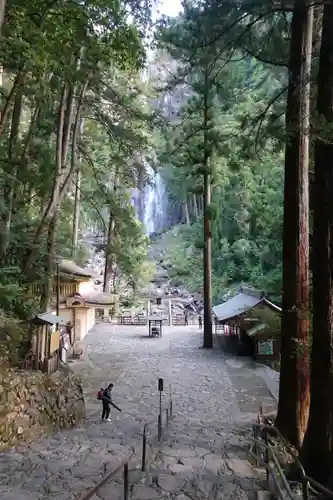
left=193, top=194, right=199, bottom=220
left=103, top=209, right=115, bottom=294
left=0, top=80, right=23, bottom=263
left=275, top=0, right=313, bottom=450
left=40, top=213, right=57, bottom=311
left=72, top=167, right=81, bottom=255
left=71, top=117, right=84, bottom=257
left=300, top=0, right=333, bottom=483
left=103, top=173, right=118, bottom=294
left=0, top=0, right=6, bottom=37
left=202, top=72, right=213, bottom=349
left=0, top=70, right=25, bottom=136
left=184, top=198, right=190, bottom=225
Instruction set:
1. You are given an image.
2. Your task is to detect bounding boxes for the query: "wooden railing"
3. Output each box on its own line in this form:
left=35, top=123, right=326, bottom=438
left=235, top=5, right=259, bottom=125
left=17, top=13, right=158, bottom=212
left=250, top=413, right=333, bottom=499
left=28, top=281, right=79, bottom=300
left=117, top=316, right=149, bottom=325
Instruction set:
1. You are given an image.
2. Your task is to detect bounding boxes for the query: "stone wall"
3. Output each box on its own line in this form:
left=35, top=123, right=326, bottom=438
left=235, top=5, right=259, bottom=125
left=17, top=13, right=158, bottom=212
left=0, top=367, right=85, bottom=451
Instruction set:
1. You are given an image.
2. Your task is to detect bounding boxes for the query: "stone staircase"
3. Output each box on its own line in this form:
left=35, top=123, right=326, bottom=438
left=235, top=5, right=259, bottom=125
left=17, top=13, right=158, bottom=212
left=85, top=416, right=274, bottom=500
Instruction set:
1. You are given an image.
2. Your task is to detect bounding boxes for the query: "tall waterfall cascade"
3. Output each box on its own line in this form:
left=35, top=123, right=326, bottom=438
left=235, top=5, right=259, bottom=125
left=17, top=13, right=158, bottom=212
left=132, top=166, right=170, bottom=236
left=143, top=168, right=168, bottom=235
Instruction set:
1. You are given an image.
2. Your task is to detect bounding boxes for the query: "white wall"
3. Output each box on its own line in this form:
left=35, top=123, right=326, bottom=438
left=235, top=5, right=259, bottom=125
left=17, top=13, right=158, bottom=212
left=55, top=302, right=96, bottom=343
left=78, top=279, right=95, bottom=295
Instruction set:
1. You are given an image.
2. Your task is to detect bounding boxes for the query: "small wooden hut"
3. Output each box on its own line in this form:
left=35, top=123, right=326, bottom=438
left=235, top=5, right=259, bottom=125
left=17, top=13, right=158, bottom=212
left=213, top=287, right=281, bottom=364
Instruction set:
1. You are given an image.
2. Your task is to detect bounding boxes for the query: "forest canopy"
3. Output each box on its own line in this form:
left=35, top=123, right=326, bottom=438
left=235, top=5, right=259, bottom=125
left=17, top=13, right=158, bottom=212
left=152, top=7, right=286, bottom=303
left=0, top=0, right=155, bottom=318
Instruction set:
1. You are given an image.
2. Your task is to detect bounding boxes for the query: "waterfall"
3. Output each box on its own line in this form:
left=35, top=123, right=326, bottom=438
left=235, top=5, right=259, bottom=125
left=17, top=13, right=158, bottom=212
left=132, top=166, right=171, bottom=236
left=143, top=167, right=168, bottom=235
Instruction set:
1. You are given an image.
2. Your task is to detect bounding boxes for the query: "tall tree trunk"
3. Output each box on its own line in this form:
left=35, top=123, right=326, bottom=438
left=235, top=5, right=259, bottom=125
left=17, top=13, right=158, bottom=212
left=300, top=0, right=333, bottom=483
left=71, top=118, right=84, bottom=257
left=0, top=70, right=25, bottom=136
left=40, top=213, right=57, bottom=311
left=23, top=80, right=88, bottom=270
left=184, top=198, right=190, bottom=225
left=0, top=0, right=6, bottom=37
left=200, top=195, right=204, bottom=216
left=0, top=80, right=23, bottom=263
left=275, top=0, right=313, bottom=450
left=193, top=194, right=199, bottom=220
left=72, top=167, right=81, bottom=256
left=103, top=173, right=118, bottom=293
left=103, top=210, right=115, bottom=294
left=23, top=84, right=67, bottom=271
left=202, top=74, right=213, bottom=349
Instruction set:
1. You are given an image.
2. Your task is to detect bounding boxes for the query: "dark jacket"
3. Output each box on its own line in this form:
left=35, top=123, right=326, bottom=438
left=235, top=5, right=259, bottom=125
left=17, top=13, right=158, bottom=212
left=102, top=386, right=113, bottom=405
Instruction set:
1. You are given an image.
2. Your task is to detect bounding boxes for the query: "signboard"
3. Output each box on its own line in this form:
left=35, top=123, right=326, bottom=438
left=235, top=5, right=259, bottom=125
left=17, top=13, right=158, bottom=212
left=257, top=340, right=273, bottom=356
left=49, top=330, right=60, bottom=354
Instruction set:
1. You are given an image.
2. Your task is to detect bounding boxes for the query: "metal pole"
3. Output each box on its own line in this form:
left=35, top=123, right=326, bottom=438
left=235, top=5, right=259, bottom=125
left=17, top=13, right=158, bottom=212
left=264, top=427, right=269, bottom=483
left=56, top=261, right=60, bottom=331
left=158, top=414, right=162, bottom=441
left=141, top=424, right=147, bottom=472
left=159, top=389, right=162, bottom=419
left=253, top=425, right=259, bottom=467
left=166, top=408, right=169, bottom=427
left=123, top=462, right=128, bottom=500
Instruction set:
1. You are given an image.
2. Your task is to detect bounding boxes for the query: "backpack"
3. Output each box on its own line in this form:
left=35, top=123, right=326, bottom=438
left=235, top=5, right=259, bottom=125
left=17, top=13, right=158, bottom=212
left=97, top=388, right=104, bottom=400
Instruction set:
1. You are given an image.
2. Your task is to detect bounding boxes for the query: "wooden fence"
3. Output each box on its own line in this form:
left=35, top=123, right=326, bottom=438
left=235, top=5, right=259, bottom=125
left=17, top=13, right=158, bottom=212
left=117, top=316, right=148, bottom=325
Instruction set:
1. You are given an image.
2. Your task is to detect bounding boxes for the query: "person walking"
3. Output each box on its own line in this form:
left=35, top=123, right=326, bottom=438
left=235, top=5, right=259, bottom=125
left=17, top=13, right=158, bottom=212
left=198, top=315, right=202, bottom=329
left=100, top=383, right=114, bottom=422
left=184, top=311, right=188, bottom=326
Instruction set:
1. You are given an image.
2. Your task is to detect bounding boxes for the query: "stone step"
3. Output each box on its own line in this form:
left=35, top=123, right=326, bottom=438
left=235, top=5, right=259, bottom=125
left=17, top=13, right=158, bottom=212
left=257, top=491, right=274, bottom=500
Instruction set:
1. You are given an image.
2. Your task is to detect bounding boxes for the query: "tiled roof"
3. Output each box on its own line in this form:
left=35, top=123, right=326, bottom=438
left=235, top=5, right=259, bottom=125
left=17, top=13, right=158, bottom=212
left=59, top=259, right=93, bottom=278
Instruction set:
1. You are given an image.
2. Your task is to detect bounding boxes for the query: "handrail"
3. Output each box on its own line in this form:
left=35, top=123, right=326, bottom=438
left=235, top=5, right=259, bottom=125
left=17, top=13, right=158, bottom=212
left=78, top=379, right=174, bottom=500
left=79, top=451, right=135, bottom=500
left=251, top=420, right=333, bottom=499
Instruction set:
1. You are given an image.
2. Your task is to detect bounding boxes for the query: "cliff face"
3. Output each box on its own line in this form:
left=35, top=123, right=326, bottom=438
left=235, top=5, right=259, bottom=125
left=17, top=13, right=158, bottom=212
left=0, top=367, right=85, bottom=450
left=131, top=52, right=191, bottom=236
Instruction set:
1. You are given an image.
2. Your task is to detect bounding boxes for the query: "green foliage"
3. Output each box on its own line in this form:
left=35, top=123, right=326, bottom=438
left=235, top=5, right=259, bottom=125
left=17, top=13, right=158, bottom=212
left=154, top=3, right=286, bottom=303
left=0, top=0, right=153, bottom=317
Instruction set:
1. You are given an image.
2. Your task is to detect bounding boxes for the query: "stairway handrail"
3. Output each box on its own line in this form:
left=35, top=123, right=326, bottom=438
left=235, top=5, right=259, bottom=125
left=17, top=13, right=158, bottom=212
left=251, top=422, right=333, bottom=499
left=78, top=381, right=174, bottom=500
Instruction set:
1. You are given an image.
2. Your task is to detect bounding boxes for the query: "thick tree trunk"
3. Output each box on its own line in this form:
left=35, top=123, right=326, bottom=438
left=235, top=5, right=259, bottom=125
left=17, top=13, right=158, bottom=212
left=300, top=0, right=333, bottom=483
left=275, top=0, right=313, bottom=450
left=202, top=75, right=213, bottom=349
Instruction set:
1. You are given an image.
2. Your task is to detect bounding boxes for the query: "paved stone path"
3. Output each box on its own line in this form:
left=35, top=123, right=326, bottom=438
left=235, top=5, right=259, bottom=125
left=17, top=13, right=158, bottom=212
left=0, top=324, right=276, bottom=500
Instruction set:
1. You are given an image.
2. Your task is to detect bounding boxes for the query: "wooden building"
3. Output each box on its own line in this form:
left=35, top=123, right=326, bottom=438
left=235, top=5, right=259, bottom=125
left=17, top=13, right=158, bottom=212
left=22, top=312, right=65, bottom=374
left=29, top=259, right=117, bottom=344
left=213, top=287, right=281, bottom=364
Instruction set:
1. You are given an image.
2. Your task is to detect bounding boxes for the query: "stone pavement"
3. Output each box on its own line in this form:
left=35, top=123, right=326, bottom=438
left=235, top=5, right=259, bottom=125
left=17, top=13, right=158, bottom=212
left=0, top=324, right=276, bottom=499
